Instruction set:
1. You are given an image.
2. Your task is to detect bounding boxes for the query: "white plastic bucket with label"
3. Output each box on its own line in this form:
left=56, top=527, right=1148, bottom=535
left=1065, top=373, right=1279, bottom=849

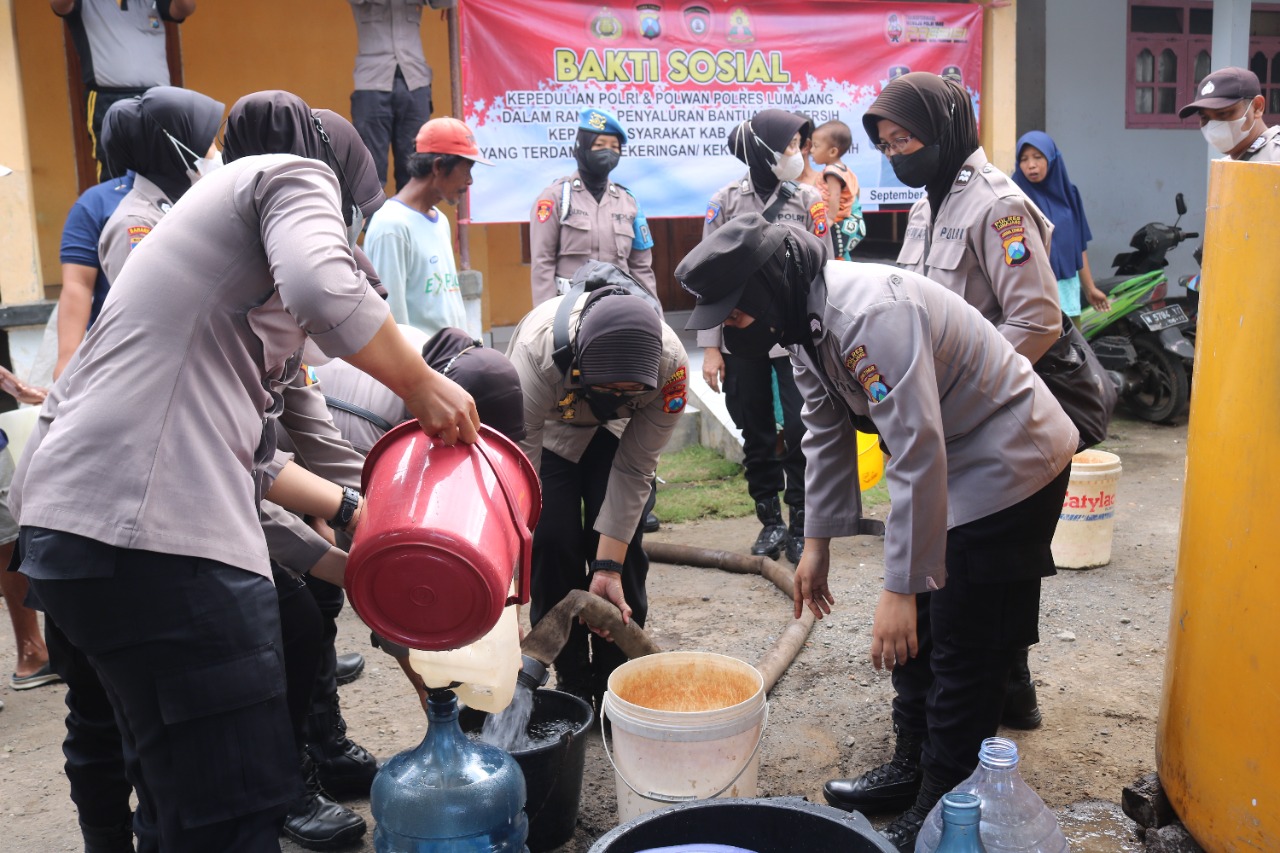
left=600, top=652, right=768, bottom=822
left=1051, top=449, right=1123, bottom=569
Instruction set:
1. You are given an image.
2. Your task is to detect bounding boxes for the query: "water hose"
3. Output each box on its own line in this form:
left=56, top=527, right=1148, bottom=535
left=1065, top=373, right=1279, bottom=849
left=520, top=544, right=815, bottom=695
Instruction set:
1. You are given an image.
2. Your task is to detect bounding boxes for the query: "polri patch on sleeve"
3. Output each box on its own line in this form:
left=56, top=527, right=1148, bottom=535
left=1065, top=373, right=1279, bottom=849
left=844, top=345, right=868, bottom=373
left=303, top=365, right=319, bottom=386
left=661, top=366, right=688, bottom=414
left=535, top=199, right=554, bottom=223
left=857, top=363, right=892, bottom=403
left=809, top=201, right=828, bottom=236
left=127, top=225, right=151, bottom=249
left=991, top=215, right=1031, bottom=267
left=705, top=201, right=721, bottom=224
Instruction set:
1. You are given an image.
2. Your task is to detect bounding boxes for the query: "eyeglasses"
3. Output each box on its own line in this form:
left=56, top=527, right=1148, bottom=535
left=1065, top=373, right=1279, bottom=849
left=874, top=134, right=916, bottom=155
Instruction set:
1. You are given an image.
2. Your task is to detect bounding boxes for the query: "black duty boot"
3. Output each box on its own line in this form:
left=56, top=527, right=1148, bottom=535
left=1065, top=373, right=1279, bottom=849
left=80, top=819, right=136, bottom=853
left=823, top=725, right=924, bottom=813
left=879, top=773, right=951, bottom=853
left=306, top=695, right=379, bottom=799
left=784, top=505, right=805, bottom=564
left=1001, top=646, right=1043, bottom=730
left=334, top=653, right=365, bottom=686
left=643, top=511, right=661, bottom=533
left=283, top=751, right=367, bottom=851
left=750, top=496, right=788, bottom=559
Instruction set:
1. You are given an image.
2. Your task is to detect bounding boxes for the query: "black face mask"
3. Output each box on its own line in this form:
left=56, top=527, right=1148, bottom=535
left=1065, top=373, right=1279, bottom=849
left=582, top=387, right=639, bottom=422
left=582, top=148, right=620, bottom=178
left=890, top=144, right=942, bottom=188
left=723, top=321, right=782, bottom=358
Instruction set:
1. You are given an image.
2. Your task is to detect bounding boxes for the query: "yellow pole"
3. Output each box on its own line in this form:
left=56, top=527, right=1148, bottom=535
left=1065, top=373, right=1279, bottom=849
left=0, top=0, right=43, bottom=305
left=980, top=0, right=1017, bottom=175
left=1158, top=160, right=1280, bottom=848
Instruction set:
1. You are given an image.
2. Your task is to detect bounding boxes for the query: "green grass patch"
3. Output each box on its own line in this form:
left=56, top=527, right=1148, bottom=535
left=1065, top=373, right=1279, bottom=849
left=654, top=444, right=891, bottom=525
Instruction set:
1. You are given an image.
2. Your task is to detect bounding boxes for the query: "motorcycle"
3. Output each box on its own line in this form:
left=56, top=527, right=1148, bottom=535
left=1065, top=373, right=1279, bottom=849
left=1079, top=193, right=1198, bottom=423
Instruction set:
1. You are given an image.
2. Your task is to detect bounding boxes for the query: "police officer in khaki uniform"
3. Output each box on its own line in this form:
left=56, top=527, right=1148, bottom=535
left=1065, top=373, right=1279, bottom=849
left=699, top=109, right=831, bottom=564
left=96, top=86, right=224, bottom=283
left=677, top=214, right=1077, bottom=852
left=529, top=108, right=656, bottom=306
left=863, top=73, right=1062, bottom=737
left=507, top=262, right=687, bottom=708
left=1180, top=66, right=1280, bottom=162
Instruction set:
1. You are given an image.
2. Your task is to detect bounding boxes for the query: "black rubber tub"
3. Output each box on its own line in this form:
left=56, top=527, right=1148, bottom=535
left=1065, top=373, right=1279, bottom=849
left=588, top=797, right=897, bottom=853
left=459, top=688, right=594, bottom=852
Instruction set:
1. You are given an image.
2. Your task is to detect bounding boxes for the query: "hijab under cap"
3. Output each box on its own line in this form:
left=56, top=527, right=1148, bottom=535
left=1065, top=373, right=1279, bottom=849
left=863, top=72, right=980, bottom=215
left=421, top=328, right=526, bottom=442
left=727, top=108, right=810, bottom=197
left=576, top=295, right=664, bottom=389
left=221, top=91, right=385, bottom=225
left=101, top=86, right=224, bottom=203
left=1013, top=130, right=1092, bottom=281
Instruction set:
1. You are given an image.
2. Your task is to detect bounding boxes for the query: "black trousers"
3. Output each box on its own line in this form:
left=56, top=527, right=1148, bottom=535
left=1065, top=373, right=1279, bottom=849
left=722, top=351, right=806, bottom=509
left=303, top=573, right=347, bottom=724
left=529, top=430, right=652, bottom=694
left=23, top=529, right=299, bottom=853
left=890, top=464, right=1071, bottom=789
left=350, top=69, right=432, bottom=192
left=86, top=87, right=147, bottom=182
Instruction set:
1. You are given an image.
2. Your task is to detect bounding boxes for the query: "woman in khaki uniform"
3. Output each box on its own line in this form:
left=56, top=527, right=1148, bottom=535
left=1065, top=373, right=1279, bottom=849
left=528, top=107, right=656, bottom=307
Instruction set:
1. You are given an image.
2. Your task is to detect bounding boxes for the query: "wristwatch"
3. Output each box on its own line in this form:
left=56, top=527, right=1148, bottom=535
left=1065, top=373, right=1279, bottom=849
left=589, top=558, right=624, bottom=576
left=327, top=486, right=361, bottom=531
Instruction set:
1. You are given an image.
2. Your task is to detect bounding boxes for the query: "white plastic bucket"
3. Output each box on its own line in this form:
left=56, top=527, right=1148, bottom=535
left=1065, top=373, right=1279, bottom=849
left=601, top=651, right=768, bottom=822
left=1051, top=450, right=1123, bottom=569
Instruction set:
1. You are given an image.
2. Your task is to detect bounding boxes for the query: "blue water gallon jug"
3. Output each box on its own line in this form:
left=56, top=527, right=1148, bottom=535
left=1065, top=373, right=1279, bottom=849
left=934, top=792, right=987, bottom=852
left=372, top=690, right=529, bottom=852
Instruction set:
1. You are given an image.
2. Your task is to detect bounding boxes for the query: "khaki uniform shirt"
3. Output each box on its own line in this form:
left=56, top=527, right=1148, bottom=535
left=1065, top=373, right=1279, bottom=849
left=13, top=155, right=390, bottom=578
left=506, top=294, right=687, bottom=542
left=529, top=173, right=656, bottom=307
left=97, top=174, right=174, bottom=285
left=1238, top=125, right=1280, bottom=162
left=897, top=148, right=1060, bottom=365
left=349, top=0, right=432, bottom=91
left=794, top=262, right=1078, bottom=594
left=312, top=357, right=409, bottom=456
left=696, top=176, right=831, bottom=351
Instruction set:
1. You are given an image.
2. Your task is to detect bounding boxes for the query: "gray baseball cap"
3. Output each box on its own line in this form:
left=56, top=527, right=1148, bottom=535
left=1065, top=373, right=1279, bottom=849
left=1179, top=67, right=1261, bottom=118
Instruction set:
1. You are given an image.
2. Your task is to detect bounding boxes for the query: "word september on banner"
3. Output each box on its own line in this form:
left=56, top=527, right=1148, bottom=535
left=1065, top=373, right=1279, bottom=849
left=459, top=1, right=983, bottom=223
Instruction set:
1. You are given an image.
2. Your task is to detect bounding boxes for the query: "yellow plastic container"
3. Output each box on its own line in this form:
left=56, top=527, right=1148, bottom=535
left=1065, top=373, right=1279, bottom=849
left=857, top=431, right=883, bottom=491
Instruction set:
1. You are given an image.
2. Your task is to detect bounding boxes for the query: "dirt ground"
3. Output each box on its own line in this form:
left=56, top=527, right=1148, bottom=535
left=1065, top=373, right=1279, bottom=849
left=0, top=412, right=1183, bottom=852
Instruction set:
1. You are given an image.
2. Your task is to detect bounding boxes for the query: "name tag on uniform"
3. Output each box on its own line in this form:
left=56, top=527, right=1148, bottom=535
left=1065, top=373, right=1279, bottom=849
left=938, top=226, right=966, bottom=241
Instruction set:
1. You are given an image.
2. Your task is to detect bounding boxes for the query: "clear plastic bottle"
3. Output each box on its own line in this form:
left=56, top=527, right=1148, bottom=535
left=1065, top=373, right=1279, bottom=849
left=934, top=792, right=988, bottom=852
left=371, top=690, right=529, bottom=852
left=915, top=737, right=1068, bottom=853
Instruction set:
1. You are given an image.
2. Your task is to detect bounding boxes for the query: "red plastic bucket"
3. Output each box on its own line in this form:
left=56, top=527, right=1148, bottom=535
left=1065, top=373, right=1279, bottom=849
left=347, top=423, right=541, bottom=651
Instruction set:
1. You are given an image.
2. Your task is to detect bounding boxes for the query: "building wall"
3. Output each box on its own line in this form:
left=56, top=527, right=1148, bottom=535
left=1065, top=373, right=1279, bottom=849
left=14, top=2, right=528, bottom=327
left=1043, top=0, right=1206, bottom=285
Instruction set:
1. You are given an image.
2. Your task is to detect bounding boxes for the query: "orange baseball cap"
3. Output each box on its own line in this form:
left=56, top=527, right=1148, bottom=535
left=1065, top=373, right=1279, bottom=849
left=414, top=117, right=493, bottom=165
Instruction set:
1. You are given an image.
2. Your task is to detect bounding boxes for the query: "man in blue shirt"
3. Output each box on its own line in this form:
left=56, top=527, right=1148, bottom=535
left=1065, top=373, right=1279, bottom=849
left=55, top=172, right=133, bottom=379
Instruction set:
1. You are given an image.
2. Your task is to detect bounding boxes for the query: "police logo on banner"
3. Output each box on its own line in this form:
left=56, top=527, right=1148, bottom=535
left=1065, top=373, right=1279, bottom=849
left=682, top=4, right=711, bottom=41
left=636, top=3, right=661, bottom=39
left=589, top=8, right=624, bottom=40
left=726, top=6, right=755, bottom=43
left=886, top=13, right=905, bottom=44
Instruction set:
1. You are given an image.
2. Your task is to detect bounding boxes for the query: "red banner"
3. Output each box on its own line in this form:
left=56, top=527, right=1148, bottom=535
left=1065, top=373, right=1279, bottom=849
left=459, top=1, right=983, bottom=222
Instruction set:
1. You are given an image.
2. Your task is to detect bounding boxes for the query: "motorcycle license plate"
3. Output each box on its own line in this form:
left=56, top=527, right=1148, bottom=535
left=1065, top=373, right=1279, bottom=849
left=1139, top=304, right=1188, bottom=332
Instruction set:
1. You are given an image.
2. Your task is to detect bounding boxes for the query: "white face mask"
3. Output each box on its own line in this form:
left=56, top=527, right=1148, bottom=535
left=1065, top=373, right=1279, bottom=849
left=771, top=151, right=804, bottom=182
left=1201, top=110, right=1256, bottom=155
left=167, top=132, right=220, bottom=184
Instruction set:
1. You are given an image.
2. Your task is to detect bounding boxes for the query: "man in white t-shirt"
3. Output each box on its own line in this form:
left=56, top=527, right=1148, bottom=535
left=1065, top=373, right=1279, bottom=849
left=363, top=117, right=492, bottom=337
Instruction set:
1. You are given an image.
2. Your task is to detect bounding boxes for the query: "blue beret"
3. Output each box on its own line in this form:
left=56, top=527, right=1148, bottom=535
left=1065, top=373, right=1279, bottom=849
left=578, top=108, right=627, bottom=145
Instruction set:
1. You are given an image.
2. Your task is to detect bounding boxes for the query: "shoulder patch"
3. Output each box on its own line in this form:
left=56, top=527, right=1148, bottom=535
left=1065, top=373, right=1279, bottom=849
left=705, top=201, right=721, bottom=224
left=535, top=199, right=554, bottom=223
left=857, top=362, right=892, bottom=403
left=809, top=200, right=828, bottom=236
left=302, top=365, right=319, bottom=386
left=955, top=166, right=974, bottom=185
left=127, top=225, right=151, bottom=249
left=991, top=215, right=1031, bottom=267
left=661, top=366, right=687, bottom=414
left=844, top=345, right=868, bottom=373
